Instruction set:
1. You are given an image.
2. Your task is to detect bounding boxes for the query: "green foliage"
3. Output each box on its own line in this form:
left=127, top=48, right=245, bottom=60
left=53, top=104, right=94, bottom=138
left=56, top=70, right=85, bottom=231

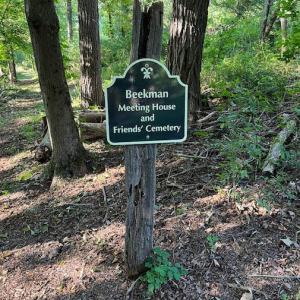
left=0, top=0, right=31, bottom=68
left=20, top=124, right=39, bottom=141
left=203, top=8, right=298, bottom=185
left=142, top=247, right=187, bottom=296
left=16, top=170, right=33, bottom=181
left=102, top=37, right=131, bottom=85
left=211, top=0, right=264, bottom=18
left=23, top=222, right=49, bottom=236
left=256, top=198, right=272, bottom=211
left=206, top=234, right=219, bottom=253
left=193, top=130, right=210, bottom=138
left=263, top=171, right=299, bottom=203
left=280, top=292, right=290, bottom=300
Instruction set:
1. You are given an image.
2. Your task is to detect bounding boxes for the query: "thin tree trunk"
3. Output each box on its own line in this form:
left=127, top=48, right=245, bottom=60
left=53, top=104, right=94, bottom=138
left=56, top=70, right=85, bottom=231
left=260, top=0, right=273, bottom=40
left=280, top=17, right=288, bottom=57
left=262, top=8, right=278, bottom=41
left=66, top=0, right=73, bottom=42
left=78, top=0, right=103, bottom=107
left=107, top=5, right=113, bottom=38
left=168, top=0, right=210, bottom=122
left=8, top=51, right=17, bottom=84
left=25, top=0, right=87, bottom=178
left=125, top=0, right=163, bottom=278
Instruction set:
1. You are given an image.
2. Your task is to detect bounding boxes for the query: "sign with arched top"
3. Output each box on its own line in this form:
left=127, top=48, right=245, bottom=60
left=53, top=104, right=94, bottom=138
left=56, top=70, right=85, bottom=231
left=105, top=59, right=188, bottom=145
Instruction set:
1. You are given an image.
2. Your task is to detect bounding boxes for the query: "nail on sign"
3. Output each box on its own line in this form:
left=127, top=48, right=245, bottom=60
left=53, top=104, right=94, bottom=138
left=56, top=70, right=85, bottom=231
left=105, top=59, right=188, bottom=145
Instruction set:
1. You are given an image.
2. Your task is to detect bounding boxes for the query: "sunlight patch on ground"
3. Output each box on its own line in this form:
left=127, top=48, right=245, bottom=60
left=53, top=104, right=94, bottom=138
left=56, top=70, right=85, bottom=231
left=93, top=222, right=125, bottom=241
left=0, top=157, right=18, bottom=173
left=210, top=221, right=242, bottom=234
left=11, top=151, right=31, bottom=164
left=193, top=193, right=225, bottom=207
left=12, top=99, right=42, bottom=109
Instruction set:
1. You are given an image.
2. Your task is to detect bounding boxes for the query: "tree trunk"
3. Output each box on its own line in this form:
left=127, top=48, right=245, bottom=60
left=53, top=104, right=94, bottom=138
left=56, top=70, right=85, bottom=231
left=125, top=0, right=163, bottom=278
left=25, top=0, right=87, bottom=178
left=261, top=8, right=278, bottom=41
left=78, top=0, right=103, bottom=107
left=0, top=67, right=4, bottom=78
left=280, top=17, right=288, bottom=58
left=167, top=0, right=210, bottom=122
left=8, top=51, right=17, bottom=84
left=66, top=0, right=73, bottom=42
left=260, top=0, right=273, bottom=40
left=107, top=5, right=113, bottom=38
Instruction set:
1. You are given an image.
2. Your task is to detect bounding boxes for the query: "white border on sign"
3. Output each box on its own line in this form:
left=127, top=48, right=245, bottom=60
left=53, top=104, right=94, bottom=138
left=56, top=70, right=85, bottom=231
left=104, top=58, right=188, bottom=146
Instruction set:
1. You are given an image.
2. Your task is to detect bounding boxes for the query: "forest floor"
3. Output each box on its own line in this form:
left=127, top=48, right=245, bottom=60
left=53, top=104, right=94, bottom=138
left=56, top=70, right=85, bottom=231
left=0, top=82, right=299, bottom=300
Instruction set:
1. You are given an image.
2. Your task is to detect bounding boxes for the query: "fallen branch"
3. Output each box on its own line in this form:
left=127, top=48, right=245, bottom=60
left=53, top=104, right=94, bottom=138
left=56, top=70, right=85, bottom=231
left=126, top=277, right=140, bottom=300
left=79, top=122, right=106, bottom=141
left=168, top=166, right=204, bottom=179
left=248, top=274, right=300, bottom=280
left=102, top=186, right=109, bottom=223
left=197, top=111, right=217, bottom=124
left=262, top=119, right=297, bottom=175
left=79, top=111, right=106, bottom=123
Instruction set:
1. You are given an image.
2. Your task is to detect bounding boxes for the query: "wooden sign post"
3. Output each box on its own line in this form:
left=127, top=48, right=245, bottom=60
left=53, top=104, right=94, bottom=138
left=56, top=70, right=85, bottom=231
left=105, top=1, right=188, bottom=278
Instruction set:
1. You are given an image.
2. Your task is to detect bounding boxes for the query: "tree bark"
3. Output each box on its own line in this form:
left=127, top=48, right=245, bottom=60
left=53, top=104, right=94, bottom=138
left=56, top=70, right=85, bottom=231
left=280, top=17, right=288, bottom=57
left=0, top=67, right=4, bottom=78
left=260, top=0, right=273, bottom=40
left=25, top=0, right=87, bottom=178
left=125, top=0, right=163, bottom=278
left=66, top=0, right=73, bottom=42
left=8, top=51, right=17, bottom=84
left=78, top=0, right=103, bottom=107
left=167, top=0, right=210, bottom=122
left=35, top=130, right=52, bottom=163
left=261, top=8, right=278, bottom=41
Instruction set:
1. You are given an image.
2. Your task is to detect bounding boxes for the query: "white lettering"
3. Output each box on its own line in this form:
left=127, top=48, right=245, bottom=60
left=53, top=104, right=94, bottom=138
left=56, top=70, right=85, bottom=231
left=126, top=90, right=132, bottom=99
left=125, top=89, right=169, bottom=99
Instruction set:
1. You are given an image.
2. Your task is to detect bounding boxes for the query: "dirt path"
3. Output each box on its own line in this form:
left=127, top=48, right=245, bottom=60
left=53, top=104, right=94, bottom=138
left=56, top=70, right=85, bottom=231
left=0, top=85, right=299, bottom=300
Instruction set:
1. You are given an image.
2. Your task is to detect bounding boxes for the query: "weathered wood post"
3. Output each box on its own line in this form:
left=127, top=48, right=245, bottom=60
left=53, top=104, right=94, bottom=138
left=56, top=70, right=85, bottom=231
left=125, top=0, right=163, bottom=277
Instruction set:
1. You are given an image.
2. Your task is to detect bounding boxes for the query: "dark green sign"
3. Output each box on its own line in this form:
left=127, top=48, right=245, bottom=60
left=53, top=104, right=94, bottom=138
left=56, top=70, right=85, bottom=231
left=105, top=59, right=188, bottom=145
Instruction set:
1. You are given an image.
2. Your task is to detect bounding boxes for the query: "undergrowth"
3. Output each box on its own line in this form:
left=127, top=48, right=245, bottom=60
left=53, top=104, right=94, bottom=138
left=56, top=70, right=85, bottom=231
left=202, top=14, right=299, bottom=190
left=142, top=247, right=187, bottom=296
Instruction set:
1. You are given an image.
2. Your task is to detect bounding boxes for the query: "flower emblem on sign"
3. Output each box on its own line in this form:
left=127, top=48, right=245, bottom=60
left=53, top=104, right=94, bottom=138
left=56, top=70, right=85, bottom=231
left=141, top=64, right=153, bottom=79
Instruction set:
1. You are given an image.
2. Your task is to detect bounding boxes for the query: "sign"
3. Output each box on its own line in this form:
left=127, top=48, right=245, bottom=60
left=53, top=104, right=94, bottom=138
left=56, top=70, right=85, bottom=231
left=105, top=59, right=188, bottom=146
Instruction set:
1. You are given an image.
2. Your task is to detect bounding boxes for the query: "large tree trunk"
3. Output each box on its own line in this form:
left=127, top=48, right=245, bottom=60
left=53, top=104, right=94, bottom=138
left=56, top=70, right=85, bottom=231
left=167, top=0, right=210, bottom=122
left=125, top=0, right=163, bottom=278
left=8, top=51, right=17, bottom=84
left=66, top=0, right=73, bottom=42
left=78, top=0, right=103, bottom=107
left=25, top=0, right=87, bottom=178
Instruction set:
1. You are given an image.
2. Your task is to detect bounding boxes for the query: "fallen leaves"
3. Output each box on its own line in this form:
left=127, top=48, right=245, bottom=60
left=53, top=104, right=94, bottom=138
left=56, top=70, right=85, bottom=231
left=240, top=292, right=253, bottom=300
left=280, top=237, right=299, bottom=248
